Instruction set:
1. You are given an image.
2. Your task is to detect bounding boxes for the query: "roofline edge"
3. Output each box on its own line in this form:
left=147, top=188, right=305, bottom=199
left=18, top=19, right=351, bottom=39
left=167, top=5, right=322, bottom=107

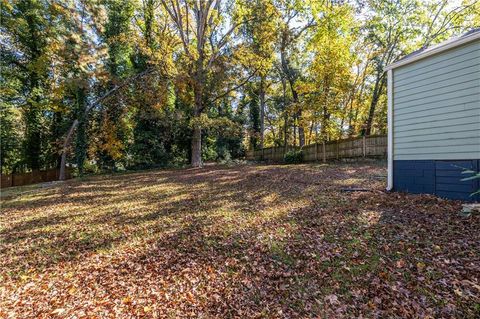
left=384, top=31, right=480, bottom=72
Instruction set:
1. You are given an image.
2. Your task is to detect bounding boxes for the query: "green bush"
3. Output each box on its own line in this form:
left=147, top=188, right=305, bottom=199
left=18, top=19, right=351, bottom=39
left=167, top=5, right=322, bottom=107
left=284, top=149, right=304, bottom=164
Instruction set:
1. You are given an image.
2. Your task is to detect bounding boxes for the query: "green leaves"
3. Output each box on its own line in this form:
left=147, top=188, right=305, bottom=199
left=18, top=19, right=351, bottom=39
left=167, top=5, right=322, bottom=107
left=461, top=169, right=480, bottom=196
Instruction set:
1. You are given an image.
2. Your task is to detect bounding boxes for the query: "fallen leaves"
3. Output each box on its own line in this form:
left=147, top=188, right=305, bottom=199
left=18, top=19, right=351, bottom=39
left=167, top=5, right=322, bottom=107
left=50, top=308, right=65, bottom=315
left=0, top=163, right=479, bottom=318
left=417, top=262, right=426, bottom=271
left=325, top=294, right=339, bottom=305
left=396, top=259, right=406, bottom=269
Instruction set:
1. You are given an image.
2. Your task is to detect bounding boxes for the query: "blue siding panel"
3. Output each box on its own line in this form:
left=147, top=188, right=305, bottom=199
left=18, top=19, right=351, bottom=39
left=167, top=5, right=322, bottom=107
left=436, top=191, right=473, bottom=200
left=435, top=161, right=476, bottom=170
left=436, top=170, right=474, bottom=177
left=393, top=159, right=479, bottom=202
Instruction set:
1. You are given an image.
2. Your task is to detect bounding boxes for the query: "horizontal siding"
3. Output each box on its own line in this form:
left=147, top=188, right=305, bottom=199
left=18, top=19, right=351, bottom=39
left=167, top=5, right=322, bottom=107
left=393, top=39, right=480, bottom=161
left=395, top=138, right=480, bottom=149
left=393, top=159, right=480, bottom=201
left=394, top=116, right=480, bottom=133
left=394, top=52, right=480, bottom=87
left=394, top=123, right=480, bottom=139
left=395, top=107, right=479, bottom=125
left=395, top=144, right=478, bottom=155
left=394, top=41, right=479, bottom=78
left=394, top=93, right=478, bottom=115
left=394, top=59, right=480, bottom=93
left=434, top=160, right=479, bottom=201
left=396, top=132, right=479, bottom=144
left=395, top=71, right=479, bottom=99
left=395, top=100, right=478, bottom=120
left=394, top=80, right=479, bottom=105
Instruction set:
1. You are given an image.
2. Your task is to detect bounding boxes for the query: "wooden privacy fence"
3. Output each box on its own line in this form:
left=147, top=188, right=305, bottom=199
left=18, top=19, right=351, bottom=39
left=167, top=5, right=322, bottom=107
left=1, top=168, right=72, bottom=188
left=246, top=135, right=387, bottom=162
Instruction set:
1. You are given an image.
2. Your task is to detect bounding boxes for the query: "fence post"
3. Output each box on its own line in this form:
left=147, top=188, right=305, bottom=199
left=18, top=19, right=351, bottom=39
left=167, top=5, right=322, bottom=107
left=315, top=142, right=318, bottom=161
left=336, top=141, right=339, bottom=160
left=322, top=141, right=326, bottom=163
left=363, top=135, right=366, bottom=157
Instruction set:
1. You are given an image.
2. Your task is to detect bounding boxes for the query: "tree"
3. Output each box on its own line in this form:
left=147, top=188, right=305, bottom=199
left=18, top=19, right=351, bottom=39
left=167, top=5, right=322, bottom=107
left=360, top=0, right=478, bottom=136
left=302, top=1, right=355, bottom=141
left=1, top=0, right=59, bottom=170
left=239, top=0, right=279, bottom=149
left=159, top=0, right=253, bottom=167
left=2, top=0, right=478, bottom=179
left=276, top=0, right=314, bottom=147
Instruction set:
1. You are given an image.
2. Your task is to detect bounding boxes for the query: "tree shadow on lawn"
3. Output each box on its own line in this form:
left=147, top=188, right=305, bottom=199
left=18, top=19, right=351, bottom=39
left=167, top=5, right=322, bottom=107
left=103, top=180, right=478, bottom=318
left=0, top=165, right=298, bottom=272
left=280, top=191, right=479, bottom=318
left=1, top=163, right=478, bottom=318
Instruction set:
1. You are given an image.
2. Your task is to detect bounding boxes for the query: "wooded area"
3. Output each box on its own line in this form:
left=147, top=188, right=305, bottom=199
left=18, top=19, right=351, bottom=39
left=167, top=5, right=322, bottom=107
left=1, top=0, right=479, bottom=177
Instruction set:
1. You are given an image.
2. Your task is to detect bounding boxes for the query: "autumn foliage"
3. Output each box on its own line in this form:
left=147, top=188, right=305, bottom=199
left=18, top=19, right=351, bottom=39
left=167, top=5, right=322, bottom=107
left=1, top=163, right=479, bottom=318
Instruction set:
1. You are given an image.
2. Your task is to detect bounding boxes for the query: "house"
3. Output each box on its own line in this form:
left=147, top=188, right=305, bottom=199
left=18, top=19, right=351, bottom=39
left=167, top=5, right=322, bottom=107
left=386, top=29, right=480, bottom=201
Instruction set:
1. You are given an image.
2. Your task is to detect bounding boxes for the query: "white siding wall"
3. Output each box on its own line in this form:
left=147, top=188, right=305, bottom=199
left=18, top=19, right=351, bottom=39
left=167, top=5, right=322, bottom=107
left=393, top=40, right=480, bottom=160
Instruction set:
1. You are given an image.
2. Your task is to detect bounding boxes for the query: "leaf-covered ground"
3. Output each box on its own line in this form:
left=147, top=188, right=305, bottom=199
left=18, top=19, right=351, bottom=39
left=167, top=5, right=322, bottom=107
left=1, top=163, right=479, bottom=318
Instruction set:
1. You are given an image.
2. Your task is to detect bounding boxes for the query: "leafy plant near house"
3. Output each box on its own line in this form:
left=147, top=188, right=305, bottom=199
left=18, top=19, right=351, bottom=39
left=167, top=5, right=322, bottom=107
left=461, top=169, right=480, bottom=196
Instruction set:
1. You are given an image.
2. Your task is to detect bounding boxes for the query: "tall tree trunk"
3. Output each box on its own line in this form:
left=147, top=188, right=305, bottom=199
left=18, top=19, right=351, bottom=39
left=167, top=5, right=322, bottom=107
left=282, top=76, right=288, bottom=147
left=59, top=120, right=79, bottom=180
left=24, top=11, right=43, bottom=171
left=191, top=122, right=202, bottom=167
left=191, top=58, right=204, bottom=167
left=320, top=84, right=331, bottom=140
left=288, top=80, right=304, bottom=147
left=364, top=73, right=386, bottom=136
left=259, top=76, right=265, bottom=149
left=75, top=87, right=87, bottom=176
left=322, top=107, right=331, bottom=141
left=293, top=119, right=297, bottom=147
left=297, top=110, right=305, bottom=147
left=308, top=121, right=314, bottom=144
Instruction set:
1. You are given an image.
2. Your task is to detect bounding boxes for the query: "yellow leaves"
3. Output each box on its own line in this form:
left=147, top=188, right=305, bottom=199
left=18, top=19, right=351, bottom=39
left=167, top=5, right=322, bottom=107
left=143, top=306, right=152, bottom=312
left=122, top=296, right=132, bottom=305
left=97, top=116, right=126, bottom=160
left=189, top=115, right=242, bottom=137
left=64, top=272, right=74, bottom=279
left=416, top=262, right=426, bottom=271
left=1, top=0, right=13, bottom=12
left=20, top=274, right=30, bottom=281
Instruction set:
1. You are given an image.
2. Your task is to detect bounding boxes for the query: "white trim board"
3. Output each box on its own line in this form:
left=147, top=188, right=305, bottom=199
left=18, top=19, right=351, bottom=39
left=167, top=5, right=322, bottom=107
left=385, top=30, right=480, bottom=71
left=387, top=69, right=393, bottom=191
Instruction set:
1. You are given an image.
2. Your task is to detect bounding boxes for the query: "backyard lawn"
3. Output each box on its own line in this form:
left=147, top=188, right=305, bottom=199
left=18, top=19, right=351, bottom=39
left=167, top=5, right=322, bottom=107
left=1, top=162, right=479, bottom=318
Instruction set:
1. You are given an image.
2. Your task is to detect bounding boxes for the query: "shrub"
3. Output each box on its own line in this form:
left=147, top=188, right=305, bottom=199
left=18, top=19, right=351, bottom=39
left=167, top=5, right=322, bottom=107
left=284, top=149, right=304, bottom=164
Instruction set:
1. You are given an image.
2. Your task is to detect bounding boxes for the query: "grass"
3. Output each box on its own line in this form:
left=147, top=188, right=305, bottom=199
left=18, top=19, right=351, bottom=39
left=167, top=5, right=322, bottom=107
left=0, top=162, right=479, bottom=318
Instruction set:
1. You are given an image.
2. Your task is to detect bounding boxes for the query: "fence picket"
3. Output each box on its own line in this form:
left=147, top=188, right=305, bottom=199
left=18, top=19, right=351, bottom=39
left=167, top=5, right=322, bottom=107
left=245, top=135, right=387, bottom=162
left=1, top=168, right=73, bottom=189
